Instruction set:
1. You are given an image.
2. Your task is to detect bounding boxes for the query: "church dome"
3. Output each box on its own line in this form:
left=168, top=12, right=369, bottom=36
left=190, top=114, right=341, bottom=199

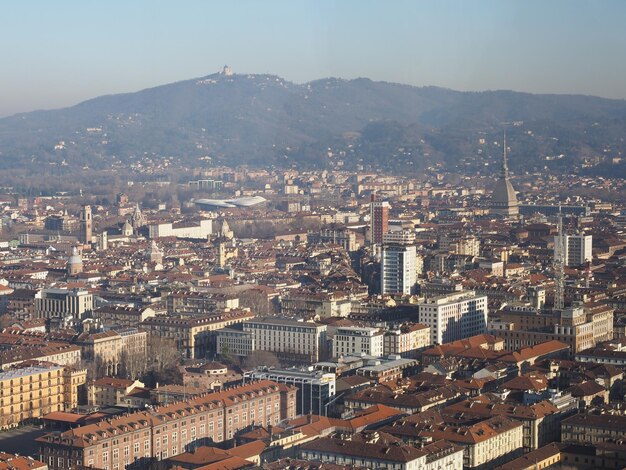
left=67, top=247, right=83, bottom=275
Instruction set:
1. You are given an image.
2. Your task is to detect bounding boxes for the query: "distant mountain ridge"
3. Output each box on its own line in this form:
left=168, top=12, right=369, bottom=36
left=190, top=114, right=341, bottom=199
left=1, top=71, right=625, bottom=174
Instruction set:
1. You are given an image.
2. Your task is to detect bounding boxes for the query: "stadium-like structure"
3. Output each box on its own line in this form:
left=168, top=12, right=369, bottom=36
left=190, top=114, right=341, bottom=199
left=193, top=196, right=267, bottom=209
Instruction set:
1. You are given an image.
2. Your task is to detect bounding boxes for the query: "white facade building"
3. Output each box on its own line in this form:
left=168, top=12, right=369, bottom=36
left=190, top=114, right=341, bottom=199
left=382, top=230, right=416, bottom=245
left=148, top=219, right=212, bottom=239
left=242, top=318, right=327, bottom=362
left=556, top=233, right=592, bottom=267
left=418, top=291, right=488, bottom=345
left=380, top=244, right=416, bottom=295
left=332, top=326, right=384, bottom=358
left=34, top=288, right=93, bottom=320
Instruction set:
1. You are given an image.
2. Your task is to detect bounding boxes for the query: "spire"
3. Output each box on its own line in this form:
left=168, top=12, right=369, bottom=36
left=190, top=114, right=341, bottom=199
left=501, top=131, right=509, bottom=179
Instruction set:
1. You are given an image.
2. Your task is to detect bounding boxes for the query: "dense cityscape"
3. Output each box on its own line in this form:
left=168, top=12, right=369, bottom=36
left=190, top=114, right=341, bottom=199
left=0, top=123, right=626, bottom=470
left=3, top=0, right=626, bottom=467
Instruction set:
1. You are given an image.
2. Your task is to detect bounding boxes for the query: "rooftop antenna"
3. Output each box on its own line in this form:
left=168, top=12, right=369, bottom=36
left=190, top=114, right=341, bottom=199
left=554, top=205, right=565, bottom=311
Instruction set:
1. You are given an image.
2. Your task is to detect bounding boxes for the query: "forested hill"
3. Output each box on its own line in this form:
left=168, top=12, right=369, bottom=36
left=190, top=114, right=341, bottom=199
left=1, top=72, right=625, bottom=174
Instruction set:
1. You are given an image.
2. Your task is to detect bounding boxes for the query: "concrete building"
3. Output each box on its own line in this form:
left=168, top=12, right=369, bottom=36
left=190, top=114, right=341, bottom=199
left=556, top=233, right=593, bottom=267
left=332, top=326, right=384, bottom=358
left=418, top=291, right=488, bottom=345
left=242, top=318, right=327, bottom=363
left=244, top=367, right=336, bottom=415
left=380, top=244, right=416, bottom=295
left=34, top=288, right=93, bottom=320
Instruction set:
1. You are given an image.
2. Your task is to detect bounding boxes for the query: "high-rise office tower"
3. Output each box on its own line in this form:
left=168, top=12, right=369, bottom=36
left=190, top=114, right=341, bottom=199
left=555, top=233, right=593, bottom=267
left=370, top=200, right=390, bottom=245
left=380, top=244, right=416, bottom=295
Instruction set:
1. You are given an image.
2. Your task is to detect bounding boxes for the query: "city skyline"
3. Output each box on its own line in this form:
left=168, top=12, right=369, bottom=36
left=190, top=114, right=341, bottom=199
left=2, top=0, right=626, bottom=117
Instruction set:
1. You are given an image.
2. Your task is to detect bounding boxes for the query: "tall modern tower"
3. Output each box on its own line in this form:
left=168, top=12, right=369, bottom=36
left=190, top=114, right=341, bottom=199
left=557, top=233, right=593, bottom=267
left=79, top=205, right=92, bottom=244
left=370, top=200, right=390, bottom=245
left=380, top=244, right=416, bottom=295
left=491, top=133, right=519, bottom=217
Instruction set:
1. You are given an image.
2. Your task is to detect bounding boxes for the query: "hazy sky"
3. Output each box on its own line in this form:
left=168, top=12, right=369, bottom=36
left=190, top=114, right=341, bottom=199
left=2, top=0, right=626, bottom=117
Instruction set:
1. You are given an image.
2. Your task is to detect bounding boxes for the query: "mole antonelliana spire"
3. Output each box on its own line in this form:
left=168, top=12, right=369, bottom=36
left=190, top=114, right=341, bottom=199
left=491, top=131, right=519, bottom=217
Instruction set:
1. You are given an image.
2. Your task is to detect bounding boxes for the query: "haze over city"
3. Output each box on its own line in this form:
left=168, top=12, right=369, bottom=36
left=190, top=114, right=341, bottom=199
left=3, top=3, right=626, bottom=470
left=3, top=0, right=626, bottom=117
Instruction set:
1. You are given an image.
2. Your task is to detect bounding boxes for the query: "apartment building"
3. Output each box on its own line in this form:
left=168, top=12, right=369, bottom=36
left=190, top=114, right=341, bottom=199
left=383, top=323, right=430, bottom=358
left=38, top=380, right=296, bottom=470
left=561, top=413, right=626, bottom=445
left=444, top=398, right=561, bottom=452
left=491, top=303, right=613, bottom=354
left=140, top=309, right=255, bottom=359
left=382, top=413, right=523, bottom=469
left=300, top=432, right=464, bottom=470
left=0, top=343, right=82, bottom=370
left=75, top=329, right=146, bottom=376
left=89, top=378, right=146, bottom=408
left=280, top=291, right=356, bottom=319
left=418, top=291, right=488, bottom=345
left=0, top=364, right=86, bottom=430
left=92, top=306, right=156, bottom=327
